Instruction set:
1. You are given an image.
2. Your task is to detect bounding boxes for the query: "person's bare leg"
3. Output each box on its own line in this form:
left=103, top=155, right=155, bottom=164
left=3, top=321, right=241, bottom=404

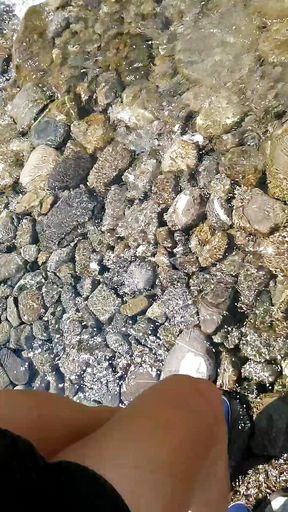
left=53, top=376, right=230, bottom=512
left=0, top=390, right=118, bottom=459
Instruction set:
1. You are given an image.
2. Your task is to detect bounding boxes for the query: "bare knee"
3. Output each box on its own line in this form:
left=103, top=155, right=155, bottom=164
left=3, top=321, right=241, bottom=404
left=158, top=375, right=223, bottom=420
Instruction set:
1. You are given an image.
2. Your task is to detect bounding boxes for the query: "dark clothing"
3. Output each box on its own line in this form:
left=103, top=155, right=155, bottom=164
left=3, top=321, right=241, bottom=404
left=0, top=428, right=130, bottom=510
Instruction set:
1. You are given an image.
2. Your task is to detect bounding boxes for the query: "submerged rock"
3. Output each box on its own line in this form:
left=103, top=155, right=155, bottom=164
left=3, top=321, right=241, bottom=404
left=241, top=360, right=280, bottom=385
left=88, top=284, right=120, bottom=323
left=196, top=91, right=245, bottom=137
left=256, top=228, right=288, bottom=276
left=71, top=113, right=113, bottom=155
left=267, top=123, right=288, bottom=201
left=88, top=141, right=132, bottom=196
left=161, top=137, right=197, bottom=174
left=31, top=117, right=70, bottom=148
left=120, top=296, right=150, bottom=316
left=122, top=368, right=158, bottom=403
left=37, top=188, right=98, bottom=249
left=19, top=145, right=60, bottom=190
left=220, top=146, right=264, bottom=188
left=252, top=395, right=288, bottom=457
left=48, top=140, right=92, bottom=191
left=9, top=83, right=53, bottom=132
left=165, top=188, right=205, bottom=230
left=233, top=188, right=288, bottom=235
left=123, top=261, right=156, bottom=294
left=0, top=348, right=29, bottom=385
left=0, top=254, right=24, bottom=283
left=162, top=327, right=216, bottom=380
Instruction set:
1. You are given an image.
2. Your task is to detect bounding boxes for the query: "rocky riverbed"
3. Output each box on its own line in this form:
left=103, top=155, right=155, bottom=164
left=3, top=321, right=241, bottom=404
left=1, top=0, right=288, bottom=507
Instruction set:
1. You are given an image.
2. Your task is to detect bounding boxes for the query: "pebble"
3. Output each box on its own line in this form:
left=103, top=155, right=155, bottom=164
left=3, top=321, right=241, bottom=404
left=252, top=395, right=288, bottom=457
left=165, top=188, right=205, bottom=230
left=161, top=137, right=198, bottom=174
left=196, top=91, right=244, bottom=137
left=21, top=244, right=39, bottom=262
left=123, top=261, right=156, bottom=294
left=162, top=286, right=198, bottom=327
left=217, top=351, right=240, bottom=390
left=48, top=140, right=92, bottom=191
left=31, top=117, right=70, bottom=148
left=71, top=113, right=113, bottom=154
left=220, top=146, right=264, bottom=188
left=234, top=188, right=288, bottom=235
left=0, top=365, right=10, bottom=389
left=102, top=185, right=127, bottom=231
left=96, top=71, right=123, bottom=107
left=37, top=188, right=98, bottom=249
left=0, top=211, right=16, bottom=246
left=6, top=297, right=21, bottom=327
left=19, top=145, right=60, bottom=190
left=0, top=321, right=11, bottom=345
left=120, top=296, right=150, bottom=316
left=152, top=173, right=178, bottom=210
left=18, top=290, right=44, bottom=324
left=16, top=217, right=35, bottom=248
left=0, top=254, right=24, bottom=283
left=121, top=368, right=158, bottom=403
left=123, top=157, right=158, bottom=200
left=0, top=348, right=29, bottom=385
left=9, top=83, right=53, bottom=132
left=88, top=140, right=132, bottom=196
left=242, top=360, right=280, bottom=385
left=162, top=327, right=216, bottom=380
left=88, top=284, right=121, bottom=323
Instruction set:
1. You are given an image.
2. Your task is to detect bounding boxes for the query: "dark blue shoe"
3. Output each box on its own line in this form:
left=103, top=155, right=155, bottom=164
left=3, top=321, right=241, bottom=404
left=228, top=503, right=251, bottom=512
left=221, top=392, right=251, bottom=477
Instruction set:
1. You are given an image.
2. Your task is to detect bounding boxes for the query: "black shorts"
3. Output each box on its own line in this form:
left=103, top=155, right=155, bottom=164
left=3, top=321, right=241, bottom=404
left=0, top=428, right=130, bottom=510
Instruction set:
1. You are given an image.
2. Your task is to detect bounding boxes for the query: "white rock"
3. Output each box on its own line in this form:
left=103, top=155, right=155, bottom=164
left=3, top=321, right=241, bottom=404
left=161, top=327, right=216, bottom=380
left=20, top=145, right=60, bottom=190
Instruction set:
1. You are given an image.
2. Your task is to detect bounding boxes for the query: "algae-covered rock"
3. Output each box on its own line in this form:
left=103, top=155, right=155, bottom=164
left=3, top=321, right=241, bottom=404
left=161, top=137, right=197, bottom=174
left=256, top=228, right=288, bottom=276
left=165, top=188, right=205, bottom=230
left=266, top=123, right=288, bottom=201
left=71, top=114, right=113, bottom=155
left=190, top=223, right=228, bottom=267
left=9, top=83, right=53, bottom=133
left=196, top=91, right=245, bottom=137
left=259, top=19, right=288, bottom=63
left=233, top=188, right=288, bottom=235
left=13, top=5, right=53, bottom=86
left=220, top=146, right=264, bottom=188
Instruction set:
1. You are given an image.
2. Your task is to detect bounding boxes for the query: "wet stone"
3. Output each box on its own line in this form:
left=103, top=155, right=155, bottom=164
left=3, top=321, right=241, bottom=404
left=6, top=297, right=21, bottom=327
left=102, top=185, right=127, bottom=231
left=71, top=114, right=113, bottom=155
left=152, top=173, right=178, bottom=210
left=48, top=141, right=92, bottom=192
left=162, top=285, right=198, bottom=328
left=165, top=188, right=205, bottom=230
left=123, top=157, right=159, bottom=201
left=18, top=290, right=44, bottom=325
left=0, top=321, right=11, bottom=345
left=0, top=365, right=10, bottom=390
left=96, top=71, right=123, bottom=107
left=88, top=141, right=132, bottom=196
left=21, top=245, right=39, bottom=262
left=161, top=137, right=198, bottom=174
left=0, top=254, right=24, bottom=283
left=0, top=212, right=16, bottom=247
left=9, top=324, right=34, bottom=350
left=31, top=117, right=70, bottom=149
left=252, top=395, right=288, bottom=458
left=123, top=261, right=156, bottom=294
left=220, top=146, right=264, bottom=188
left=88, top=284, right=120, bottom=323
left=9, top=83, right=53, bottom=133
left=37, top=188, right=98, bottom=249
left=42, top=279, right=61, bottom=307
left=162, top=327, right=216, bottom=380
left=0, top=348, right=29, bottom=385
left=120, top=296, right=150, bottom=317
left=16, top=217, right=35, bottom=249
left=19, top=144, right=60, bottom=191
left=121, top=368, right=158, bottom=403
left=241, top=360, right=280, bottom=385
